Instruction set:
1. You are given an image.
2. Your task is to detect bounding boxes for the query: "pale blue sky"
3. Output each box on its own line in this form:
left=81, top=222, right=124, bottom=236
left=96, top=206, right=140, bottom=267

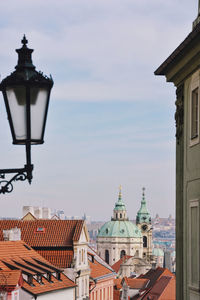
left=0, top=0, right=198, bottom=220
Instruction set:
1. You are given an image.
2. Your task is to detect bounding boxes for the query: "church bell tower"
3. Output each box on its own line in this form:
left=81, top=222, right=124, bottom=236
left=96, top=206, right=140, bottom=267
left=136, top=188, right=152, bottom=260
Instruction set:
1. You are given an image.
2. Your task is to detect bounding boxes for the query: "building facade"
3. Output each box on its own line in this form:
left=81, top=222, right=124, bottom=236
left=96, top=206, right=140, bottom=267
left=155, top=4, right=200, bottom=299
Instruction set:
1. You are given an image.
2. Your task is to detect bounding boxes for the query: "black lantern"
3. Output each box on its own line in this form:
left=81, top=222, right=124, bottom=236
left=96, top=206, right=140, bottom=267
left=0, top=35, right=53, bottom=194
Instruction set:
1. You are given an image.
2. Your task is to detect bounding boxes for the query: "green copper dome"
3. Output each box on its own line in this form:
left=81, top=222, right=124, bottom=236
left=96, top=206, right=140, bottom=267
left=98, top=220, right=142, bottom=238
left=98, top=186, right=142, bottom=238
left=114, top=185, right=126, bottom=211
left=136, top=188, right=151, bottom=224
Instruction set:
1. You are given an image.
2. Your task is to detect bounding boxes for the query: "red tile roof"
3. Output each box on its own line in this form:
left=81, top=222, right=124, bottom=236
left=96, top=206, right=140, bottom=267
left=22, top=273, right=75, bottom=296
left=112, top=255, right=132, bottom=273
left=0, top=241, right=76, bottom=296
left=0, top=270, right=23, bottom=288
left=37, top=249, right=73, bottom=268
left=88, top=248, right=115, bottom=281
left=138, top=267, right=174, bottom=289
left=0, top=220, right=84, bottom=247
left=142, top=276, right=175, bottom=300
left=123, top=277, right=149, bottom=289
left=89, top=259, right=114, bottom=279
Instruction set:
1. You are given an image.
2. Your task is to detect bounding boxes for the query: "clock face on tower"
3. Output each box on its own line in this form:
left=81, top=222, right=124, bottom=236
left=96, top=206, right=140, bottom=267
left=142, top=224, right=148, bottom=232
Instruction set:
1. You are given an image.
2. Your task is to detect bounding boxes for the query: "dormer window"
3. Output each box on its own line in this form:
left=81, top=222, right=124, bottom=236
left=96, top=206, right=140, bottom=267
left=106, top=228, right=108, bottom=234
left=28, top=275, right=34, bottom=286
left=56, top=272, right=61, bottom=281
left=47, top=273, right=52, bottom=282
left=36, top=227, right=45, bottom=233
left=37, top=274, right=43, bottom=284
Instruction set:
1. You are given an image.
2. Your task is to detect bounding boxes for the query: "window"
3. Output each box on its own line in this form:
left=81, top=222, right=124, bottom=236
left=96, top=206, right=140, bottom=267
left=36, top=227, right=45, bottom=233
left=189, top=199, right=199, bottom=288
left=191, top=87, right=199, bottom=139
left=105, top=249, right=109, bottom=264
left=120, top=250, right=126, bottom=258
left=143, top=236, right=147, bottom=248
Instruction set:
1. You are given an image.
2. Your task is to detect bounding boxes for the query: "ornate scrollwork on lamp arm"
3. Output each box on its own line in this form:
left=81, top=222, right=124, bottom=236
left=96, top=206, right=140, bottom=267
left=0, top=164, right=33, bottom=194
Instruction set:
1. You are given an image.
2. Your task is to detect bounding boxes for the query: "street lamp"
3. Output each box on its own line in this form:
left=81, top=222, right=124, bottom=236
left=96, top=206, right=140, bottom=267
left=0, top=35, right=53, bottom=194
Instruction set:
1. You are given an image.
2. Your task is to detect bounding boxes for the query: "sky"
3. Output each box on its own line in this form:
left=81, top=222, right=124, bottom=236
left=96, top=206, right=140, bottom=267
left=0, top=0, right=198, bottom=221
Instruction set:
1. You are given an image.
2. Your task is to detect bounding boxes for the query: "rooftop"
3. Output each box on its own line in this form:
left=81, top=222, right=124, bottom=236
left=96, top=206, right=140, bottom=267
left=0, top=240, right=76, bottom=296
left=0, top=219, right=84, bottom=247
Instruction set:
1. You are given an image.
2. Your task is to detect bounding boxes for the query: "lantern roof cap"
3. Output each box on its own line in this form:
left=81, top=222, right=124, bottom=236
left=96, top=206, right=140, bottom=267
left=15, top=34, right=35, bottom=71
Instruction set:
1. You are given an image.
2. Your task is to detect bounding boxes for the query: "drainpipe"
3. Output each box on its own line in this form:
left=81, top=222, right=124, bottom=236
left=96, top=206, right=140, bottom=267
left=75, top=270, right=81, bottom=300
left=89, top=277, right=97, bottom=294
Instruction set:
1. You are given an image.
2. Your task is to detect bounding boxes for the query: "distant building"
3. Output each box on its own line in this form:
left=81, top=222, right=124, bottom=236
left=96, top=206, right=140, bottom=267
left=97, top=187, right=154, bottom=274
left=112, top=255, right=151, bottom=278
left=152, top=247, right=164, bottom=267
left=22, top=206, right=51, bottom=219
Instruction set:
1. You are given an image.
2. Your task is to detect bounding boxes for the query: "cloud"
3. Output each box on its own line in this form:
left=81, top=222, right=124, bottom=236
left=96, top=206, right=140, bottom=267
left=0, top=0, right=197, bottom=102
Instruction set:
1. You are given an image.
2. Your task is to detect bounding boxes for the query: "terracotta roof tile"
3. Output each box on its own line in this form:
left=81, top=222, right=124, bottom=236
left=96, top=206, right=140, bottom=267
left=22, top=273, right=75, bottom=296
left=123, top=277, right=149, bottom=289
left=138, top=267, right=174, bottom=289
left=89, top=259, right=114, bottom=279
left=88, top=249, right=115, bottom=280
left=0, top=270, right=23, bottom=287
left=37, top=249, right=73, bottom=268
left=142, top=276, right=175, bottom=300
left=112, top=255, right=132, bottom=273
left=0, top=220, right=84, bottom=247
left=0, top=241, right=76, bottom=295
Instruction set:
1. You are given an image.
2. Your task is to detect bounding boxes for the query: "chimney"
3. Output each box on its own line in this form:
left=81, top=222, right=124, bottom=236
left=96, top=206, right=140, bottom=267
left=3, top=228, right=21, bottom=241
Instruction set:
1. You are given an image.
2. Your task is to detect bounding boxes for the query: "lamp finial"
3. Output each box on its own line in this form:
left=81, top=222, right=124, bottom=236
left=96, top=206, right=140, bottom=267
left=21, top=35, right=28, bottom=48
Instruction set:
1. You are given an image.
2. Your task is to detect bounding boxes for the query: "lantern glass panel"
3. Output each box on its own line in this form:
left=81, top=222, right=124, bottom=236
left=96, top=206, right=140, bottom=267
left=6, top=86, right=27, bottom=143
left=30, top=87, right=48, bottom=142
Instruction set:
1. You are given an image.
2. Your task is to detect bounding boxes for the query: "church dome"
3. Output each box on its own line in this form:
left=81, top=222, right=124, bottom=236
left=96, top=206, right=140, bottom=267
left=98, top=186, right=142, bottom=238
left=98, top=220, right=142, bottom=238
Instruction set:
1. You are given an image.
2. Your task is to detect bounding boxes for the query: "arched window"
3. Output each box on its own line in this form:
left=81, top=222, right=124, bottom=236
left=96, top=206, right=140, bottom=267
left=120, top=250, right=126, bottom=259
left=120, top=213, right=122, bottom=218
left=105, top=249, right=109, bottom=264
left=143, top=236, right=147, bottom=248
